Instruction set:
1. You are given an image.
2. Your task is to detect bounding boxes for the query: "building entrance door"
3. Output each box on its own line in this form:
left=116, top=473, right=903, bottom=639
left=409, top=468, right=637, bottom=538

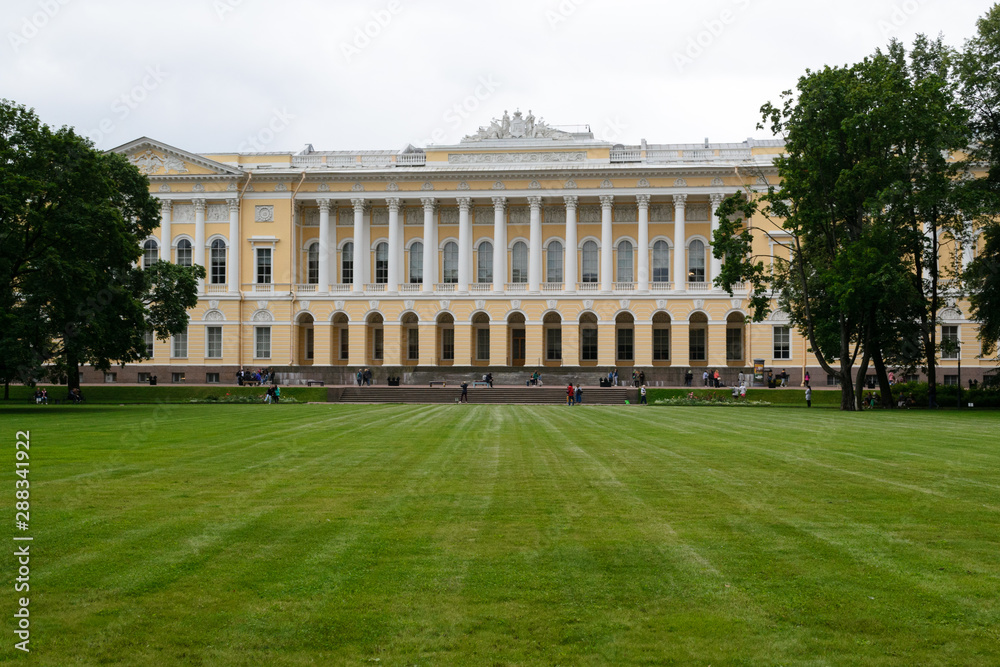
left=511, top=329, right=526, bottom=366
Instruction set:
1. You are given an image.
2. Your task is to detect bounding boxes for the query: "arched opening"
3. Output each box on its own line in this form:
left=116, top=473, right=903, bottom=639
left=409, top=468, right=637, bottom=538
left=546, top=241, right=563, bottom=284
left=210, top=239, right=227, bottom=285
left=374, top=242, right=388, bottom=284
left=332, top=313, right=349, bottom=365
left=408, top=242, right=423, bottom=283
left=142, top=239, right=158, bottom=268
left=653, top=311, right=671, bottom=366
left=579, top=312, right=598, bottom=366
left=616, top=312, right=635, bottom=365
left=437, top=312, right=455, bottom=365
left=652, top=240, right=670, bottom=285
left=341, top=241, right=354, bottom=284
left=508, top=312, right=526, bottom=366
left=688, top=239, right=706, bottom=285
left=366, top=312, right=384, bottom=366
left=477, top=241, right=493, bottom=283
left=511, top=241, right=528, bottom=283
left=726, top=312, right=746, bottom=366
left=689, top=312, right=708, bottom=366
left=543, top=312, right=562, bottom=366
left=176, top=239, right=193, bottom=267
left=616, top=240, right=634, bottom=283
left=442, top=242, right=458, bottom=284
left=306, top=242, right=319, bottom=285
left=401, top=312, right=419, bottom=363
left=472, top=312, right=490, bottom=365
left=297, top=312, right=315, bottom=366
left=581, top=240, right=598, bottom=284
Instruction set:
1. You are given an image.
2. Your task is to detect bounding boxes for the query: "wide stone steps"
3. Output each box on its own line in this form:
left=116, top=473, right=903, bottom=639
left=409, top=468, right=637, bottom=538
left=330, top=386, right=636, bottom=405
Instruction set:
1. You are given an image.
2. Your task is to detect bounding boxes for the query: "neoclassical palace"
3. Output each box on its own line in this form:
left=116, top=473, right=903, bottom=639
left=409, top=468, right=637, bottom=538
left=95, top=111, right=989, bottom=385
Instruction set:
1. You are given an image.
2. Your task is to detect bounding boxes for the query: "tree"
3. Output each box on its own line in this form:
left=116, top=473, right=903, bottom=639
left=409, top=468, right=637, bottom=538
left=0, top=99, right=203, bottom=395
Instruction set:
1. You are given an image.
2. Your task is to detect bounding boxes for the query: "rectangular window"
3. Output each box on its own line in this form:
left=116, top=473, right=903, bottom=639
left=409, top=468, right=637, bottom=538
left=441, top=328, right=455, bottom=361
left=689, top=328, right=706, bottom=361
left=943, top=374, right=959, bottom=386
left=546, top=328, right=562, bottom=361
left=137, top=372, right=151, bottom=383
left=827, top=374, right=841, bottom=386
left=206, top=326, right=223, bottom=359
left=256, top=248, right=272, bottom=284
left=581, top=328, right=598, bottom=361
left=653, top=329, right=670, bottom=361
left=373, top=328, right=384, bottom=361
left=407, top=328, right=419, bottom=361
left=206, top=373, right=220, bottom=384
left=304, top=328, right=314, bottom=360
left=617, top=328, right=633, bottom=361
left=104, top=372, right=116, bottom=383
left=171, top=372, right=185, bottom=384
left=340, top=328, right=349, bottom=360
left=726, top=328, right=743, bottom=361
left=172, top=330, right=188, bottom=358
left=343, top=246, right=354, bottom=284
left=477, top=328, right=490, bottom=361
left=941, top=325, right=959, bottom=359
left=211, top=245, right=226, bottom=284
left=255, top=326, right=271, bottom=359
left=144, top=331, right=155, bottom=358
left=773, top=326, right=791, bottom=360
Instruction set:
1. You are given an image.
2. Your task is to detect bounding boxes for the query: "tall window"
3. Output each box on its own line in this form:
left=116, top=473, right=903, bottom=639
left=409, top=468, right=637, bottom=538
left=441, top=329, right=455, bottom=360
left=144, top=331, right=155, bottom=358
left=511, top=241, right=528, bottom=283
left=617, top=240, right=633, bottom=282
left=941, top=325, right=959, bottom=359
left=581, top=328, right=598, bottom=361
left=176, top=239, right=193, bottom=267
left=407, top=328, right=419, bottom=360
left=688, top=240, right=706, bottom=283
left=477, top=328, right=490, bottom=360
left=617, top=328, right=634, bottom=361
left=689, top=328, right=706, bottom=361
left=142, top=239, right=158, bottom=268
left=206, top=326, right=223, bottom=359
left=546, top=328, right=562, bottom=361
left=172, top=329, right=188, bottom=358
left=582, top=241, right=599, bottom=283
left=210, top=239, right=226, bottom=284
left=339, top=329, right=349, bottom=360
left=409, top=242, right=423, bottom=283
left=773, top=326, right=791, bottom=360
left=477, top=241, right=493, bottom=283
left=306, top=242, right=319, bottom=285
left=653, top=329, right=670, bottom=360
left=443, top=241, right=458, bottom=284
left=653, top=240, right=670, bottom=282
left=373, top=329, right=383, bottom=361
left=546, top=241, right=563, bottom=283
left=375, top=242, right=388, bottom=284
left=726, top=328, right=743, bottom=361
left=256, top=248, right=272, bottom=284
left=304, top=328, right=315, bottom=360
left=255, top=327, right=271, bottom=359
left=341, top=242, right=354, bottom=284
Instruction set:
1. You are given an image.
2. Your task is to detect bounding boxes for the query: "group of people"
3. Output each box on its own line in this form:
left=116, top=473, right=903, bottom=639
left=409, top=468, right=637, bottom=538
left=566, top=384, right=584, bottom=405
left=356, top=368, right=374, bottom=386
left=32, top=389, right=49, bottom=404
left=630, top=370, right=647, bottom=387
left=765, top=370, right=791, bottom=388
left=481, top=373, right=494, bottom=387
left=527, top=371, right=542, bottom=386
left=264, top=384, right=281, bottom=403
left=237, top=367, right=273, bottom=386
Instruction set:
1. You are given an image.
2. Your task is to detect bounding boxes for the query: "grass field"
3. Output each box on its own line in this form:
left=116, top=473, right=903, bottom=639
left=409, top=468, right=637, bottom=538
left=4, top=403, right=1000, bottom=665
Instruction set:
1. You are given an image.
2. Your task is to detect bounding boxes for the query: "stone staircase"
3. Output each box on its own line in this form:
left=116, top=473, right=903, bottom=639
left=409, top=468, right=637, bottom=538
left=329, top=386, right=636, bottom=405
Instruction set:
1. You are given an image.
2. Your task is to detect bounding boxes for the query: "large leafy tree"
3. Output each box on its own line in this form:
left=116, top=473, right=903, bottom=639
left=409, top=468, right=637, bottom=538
left=0, top=100, right=203, bottom=396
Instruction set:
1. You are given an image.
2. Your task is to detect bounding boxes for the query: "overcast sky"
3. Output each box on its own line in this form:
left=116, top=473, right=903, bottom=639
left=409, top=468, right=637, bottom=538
left=0, top=0, right=991, bottom=154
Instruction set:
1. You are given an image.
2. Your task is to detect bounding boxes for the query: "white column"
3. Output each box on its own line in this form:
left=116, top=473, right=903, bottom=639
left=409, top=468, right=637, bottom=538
left=600, top=195, right=614, bottom=292
left=318, top=198, right=331, bottom=292
left=352, top=198, right=365, bottom=293
left=193, top=198, right=206, bottom=292
left=159, top=200, right=172, bottom=263
left=637, top=194, right=650, bottom=292
left=291, top=202, right=300, bottom=287
left=673, top=194, right=687, bottom=290
left=227, top=198, right=239, bottom=293
left=528, top=195, right=543, bottom=292
left=457, top=197, right=472, bottom=292
left=564, top=196, right=578, bottom=292
left=710, top=194, right=724, bottom=287
left=422, top=197, right=437, bottom=292
left=387, top=198, right=401, bottom=292
left=362, top=207, right=371, bottom=287
left=492, top=196, right=507, bottom=292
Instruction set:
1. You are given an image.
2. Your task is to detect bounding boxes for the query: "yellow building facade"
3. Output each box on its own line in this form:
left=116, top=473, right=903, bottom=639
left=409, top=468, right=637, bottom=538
left=99, top=111, right=991, bottom=386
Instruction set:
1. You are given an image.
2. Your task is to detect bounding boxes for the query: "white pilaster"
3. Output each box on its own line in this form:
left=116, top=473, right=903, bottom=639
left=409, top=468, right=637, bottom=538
left=637, top=194, right=650, bottom=292
left=352, top=198, right=365, bottom=293
left=159, top=200, right=172, bottom=263
left=600, top=195, right=614, bottom=292
left=493, top=197, right=507, bottom=292
left=318, top=198, right=331, bottom=292
left=710, top=194, right=724, bottom=287
left=193, top=198, right=206, bottom=292
left=528, top=196, right=542, bottom=292
left=422, top=197, right=437, bottom=292
left=457, top=197, right=472, bottom=292
left=673, top=194, right=687, bottom=290
left=387, top=198, right=401, bottom=292
left=564, top=196, right=578, bottom=292
left=227, top=198, right=239, bottom=293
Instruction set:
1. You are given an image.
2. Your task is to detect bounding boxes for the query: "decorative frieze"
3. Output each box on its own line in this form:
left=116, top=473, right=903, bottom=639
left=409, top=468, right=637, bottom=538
left=449, top=152, right=586, bottom=164
left=255, top=205, right=274, bottom=222
left=206, top=204, right=228, bottom=222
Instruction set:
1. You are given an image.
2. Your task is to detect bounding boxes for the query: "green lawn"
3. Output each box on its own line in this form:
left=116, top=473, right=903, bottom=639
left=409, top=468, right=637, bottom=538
left=4, top=404, right=1000, bottom=665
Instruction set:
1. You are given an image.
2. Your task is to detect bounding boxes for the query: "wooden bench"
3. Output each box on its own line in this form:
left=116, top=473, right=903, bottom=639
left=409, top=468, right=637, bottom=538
left=428, top=381, right=447, bottom=387
left=471, top=381, right=489, bottom=388
left=305, top=379, right=325, bottom=386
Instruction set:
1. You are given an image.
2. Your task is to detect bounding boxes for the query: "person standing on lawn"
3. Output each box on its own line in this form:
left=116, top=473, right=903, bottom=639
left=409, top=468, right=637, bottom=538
left=567, top=383, right=575, bottom=406
left=639, top=385, right=647, bottom=405
left=805, top=386, right=812, bottom=408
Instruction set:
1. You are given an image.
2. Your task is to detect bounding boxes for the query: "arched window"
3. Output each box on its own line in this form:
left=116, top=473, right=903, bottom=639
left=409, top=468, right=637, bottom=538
left=442, top=241, right=458, bottom=284
left=306, top=242, right=319, bottom=285
left=546, top=241, right=563, bottom=283
left=375, top=242, right=388, bottom=284
left=210, top=239, right=226, bottom=284
left=409, top=242, right=423, bottom=283
left=142, top=239, right=158, bottom=269
left=342, top=242, right=354, bottom=284
left=176, top=239, right=192, bottom=267
left=582, top=240, right=598, bottom=283
left=652, top=240, right=670, bottom=283
left=688, top=240, right=706, bottom=283
left=477, top=241, right=493, bottom=283
left=511, top=241, right=528, bottom=283
left=617, top=240, right=633, bottom=282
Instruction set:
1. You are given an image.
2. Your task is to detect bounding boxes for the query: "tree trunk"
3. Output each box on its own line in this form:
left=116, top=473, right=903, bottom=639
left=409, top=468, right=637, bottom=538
left=873, top=347, right=894, bottom=408
left=855, top=348, right=872, bottom=411
left=3, top=382, right=8, bottom=401
left=66, top=349, right=81, bottom=394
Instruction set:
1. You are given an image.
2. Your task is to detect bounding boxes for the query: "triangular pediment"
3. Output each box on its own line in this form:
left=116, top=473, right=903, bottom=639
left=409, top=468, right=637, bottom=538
left=110, top=137, right=243, bottom=177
